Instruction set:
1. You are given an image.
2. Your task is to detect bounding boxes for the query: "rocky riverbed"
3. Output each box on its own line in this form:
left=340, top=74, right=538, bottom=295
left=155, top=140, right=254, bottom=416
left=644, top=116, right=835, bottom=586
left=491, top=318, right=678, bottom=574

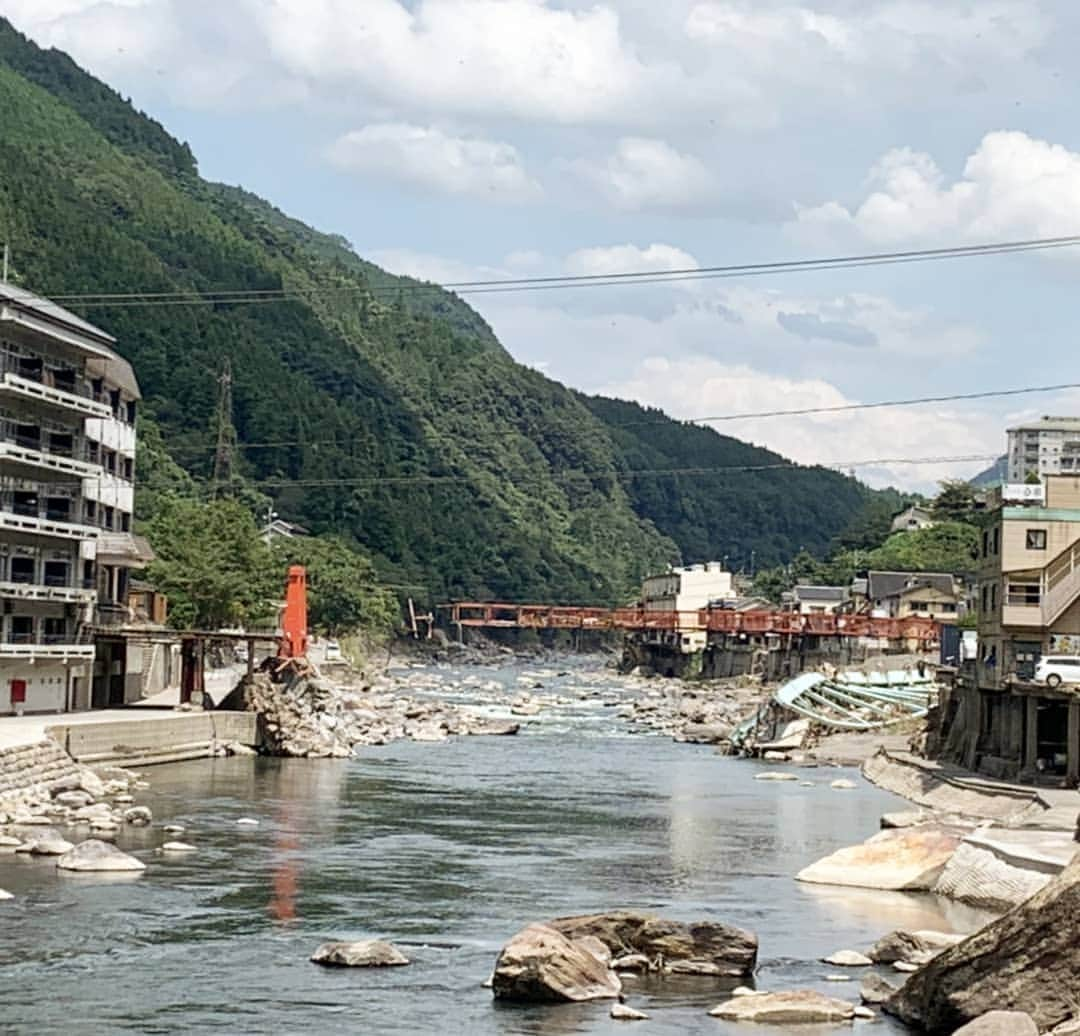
left=2, top=653, right=1077, bottom=1034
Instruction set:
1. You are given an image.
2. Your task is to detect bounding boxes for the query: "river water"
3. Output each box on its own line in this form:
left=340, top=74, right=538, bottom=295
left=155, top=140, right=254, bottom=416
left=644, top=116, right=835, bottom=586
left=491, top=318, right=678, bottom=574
left=0, top=662, right=989, bottom=1035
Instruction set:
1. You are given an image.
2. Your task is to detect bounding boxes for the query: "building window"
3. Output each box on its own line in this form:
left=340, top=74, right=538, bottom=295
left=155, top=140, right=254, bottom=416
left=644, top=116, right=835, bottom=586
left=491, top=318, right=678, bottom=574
left=982, top=530, right=989, bottom=558
left=991, top=583, right=998, bottom=611
left=992, top=527, right=1000, bottom=554
left=1026, top=529, right=1047, bottom=550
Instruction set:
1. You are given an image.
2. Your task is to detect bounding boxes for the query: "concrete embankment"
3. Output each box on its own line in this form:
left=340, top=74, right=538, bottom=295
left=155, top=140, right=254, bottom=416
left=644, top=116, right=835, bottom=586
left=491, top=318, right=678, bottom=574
left=860, top=748, right=1078, bottom=912
left=46, top=711, right=258, bottom=767
left=0, top=737, right=85, bottom=801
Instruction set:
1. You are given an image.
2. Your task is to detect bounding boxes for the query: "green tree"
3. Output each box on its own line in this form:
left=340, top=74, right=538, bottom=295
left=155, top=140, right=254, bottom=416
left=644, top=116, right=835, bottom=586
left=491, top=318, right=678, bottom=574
left=864, top=522, right=979, bottom=574
left=272, top=536, right=399, bottom=636
left=931, top=480, right=978, bottom=524
left=144, top=498, right=277, bottom=629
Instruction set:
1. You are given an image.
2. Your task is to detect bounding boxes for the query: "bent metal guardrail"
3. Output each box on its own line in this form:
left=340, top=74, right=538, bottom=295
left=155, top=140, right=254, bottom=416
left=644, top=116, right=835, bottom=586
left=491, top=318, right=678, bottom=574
left=440, top=602, right=940, bottom=641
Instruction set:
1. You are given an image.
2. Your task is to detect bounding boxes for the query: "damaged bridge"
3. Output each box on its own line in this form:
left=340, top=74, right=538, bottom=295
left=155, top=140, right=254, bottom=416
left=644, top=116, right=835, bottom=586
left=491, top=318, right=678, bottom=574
left=440, top=602, right=941, bottom=679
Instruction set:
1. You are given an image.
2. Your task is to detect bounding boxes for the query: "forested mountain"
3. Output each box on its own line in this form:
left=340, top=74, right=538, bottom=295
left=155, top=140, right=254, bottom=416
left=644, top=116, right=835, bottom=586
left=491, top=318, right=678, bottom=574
left=0, top=17, right=889, bottom=605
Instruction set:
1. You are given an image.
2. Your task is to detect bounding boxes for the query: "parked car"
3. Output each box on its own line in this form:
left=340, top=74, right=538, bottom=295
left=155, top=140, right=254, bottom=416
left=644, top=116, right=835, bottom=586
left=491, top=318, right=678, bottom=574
left=1035, top=656, right=1080, bottom=688
left=324, top=640, right=343, bottom=663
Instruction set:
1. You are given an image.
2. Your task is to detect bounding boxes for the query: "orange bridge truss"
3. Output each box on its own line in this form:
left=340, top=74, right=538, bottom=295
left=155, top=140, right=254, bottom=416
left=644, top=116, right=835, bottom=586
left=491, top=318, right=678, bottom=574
left=440, top=603, right=941, bottom=641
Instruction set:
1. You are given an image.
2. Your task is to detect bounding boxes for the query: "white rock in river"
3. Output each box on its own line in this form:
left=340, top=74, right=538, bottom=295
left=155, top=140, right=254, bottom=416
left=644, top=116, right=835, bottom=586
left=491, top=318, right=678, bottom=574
left=163, top=824, right=186, bottom=835
left=236, top=817, right=259, bottom=827
left=57, top=839, right=146, bottom=872
left=0, top=835, right=22, bottom=851
left=831, top=779, right=858, bottom=790
left=310, top=940, right=410, bottom=967
left=0, top=888, right=12, bottom=900
left=823, top=950, right=873, bottom=967
left=755, top=771, right=799, bottom=781
left=610, top=1002, right=649, bottom=1021
left=123, top=806, right=152, bottom=826
left=709, top=990, right=856, bottom=1023
left=17, top=835, right=74, bottom=856
left=161, top=842, right=197, bottom=853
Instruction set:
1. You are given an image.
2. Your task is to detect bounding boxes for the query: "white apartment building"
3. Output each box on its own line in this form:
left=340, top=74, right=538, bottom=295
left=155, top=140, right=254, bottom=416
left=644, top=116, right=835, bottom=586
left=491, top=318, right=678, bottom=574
left=642, top=562, right=735, bottom=613
left=1007, top=416, right=1080, bottom=483
left=0, top=283, right=145, bottom=715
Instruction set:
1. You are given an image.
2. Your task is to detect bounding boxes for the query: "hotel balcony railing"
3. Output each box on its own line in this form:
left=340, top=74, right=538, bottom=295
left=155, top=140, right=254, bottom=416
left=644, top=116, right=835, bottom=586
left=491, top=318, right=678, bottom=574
left=0, top=509, right=101, bottom=542
left=0, top=370, right=113, bottom=421
left=0, top=438, right=101, bottom=480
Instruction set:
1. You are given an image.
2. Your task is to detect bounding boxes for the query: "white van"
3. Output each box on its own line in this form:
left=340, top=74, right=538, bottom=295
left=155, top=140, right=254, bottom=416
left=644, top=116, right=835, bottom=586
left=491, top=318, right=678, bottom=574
left=1034, top=656, right=1080, bottom=688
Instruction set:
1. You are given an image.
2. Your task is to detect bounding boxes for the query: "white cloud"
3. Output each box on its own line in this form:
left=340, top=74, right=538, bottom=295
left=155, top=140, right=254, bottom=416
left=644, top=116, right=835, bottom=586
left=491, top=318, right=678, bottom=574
left=1, top=0, right=1052, bottom=129
left=600, top=356, right=998, bottom=491
left=569, top=137, right=716, bottom=210
left=563, top=243, right=698, bottom=277
left=326, top=123, right=541, bottom=202
left=794, top=131, right=1080, bottom=243
left=261, top=0, right=684, bottom=125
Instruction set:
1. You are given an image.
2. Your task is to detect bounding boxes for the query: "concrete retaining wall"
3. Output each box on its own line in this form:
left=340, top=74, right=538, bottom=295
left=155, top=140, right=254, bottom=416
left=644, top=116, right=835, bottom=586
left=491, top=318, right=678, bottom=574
left=0, top=737, right=83, bottom=801
left=45, top=711, right=259, bottom=767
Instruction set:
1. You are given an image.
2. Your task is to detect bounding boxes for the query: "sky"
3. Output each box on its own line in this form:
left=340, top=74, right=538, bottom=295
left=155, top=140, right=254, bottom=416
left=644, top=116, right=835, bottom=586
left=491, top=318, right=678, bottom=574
left=4, top=0, right=1080, bottom=492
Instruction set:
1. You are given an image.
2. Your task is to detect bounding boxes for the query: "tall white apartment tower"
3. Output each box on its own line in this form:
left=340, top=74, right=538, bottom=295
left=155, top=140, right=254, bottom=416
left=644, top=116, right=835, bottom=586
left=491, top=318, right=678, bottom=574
left=1007, top=416, right=1080, bottom=484
left=0, top=283, right=143, bottom=714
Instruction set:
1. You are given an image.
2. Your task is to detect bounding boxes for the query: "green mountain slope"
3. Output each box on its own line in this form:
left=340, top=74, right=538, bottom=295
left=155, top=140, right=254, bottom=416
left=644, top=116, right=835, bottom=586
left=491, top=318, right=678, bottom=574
left=581, top=394, right=874, bottom=567
left=0, top=16, right=886, bottom=603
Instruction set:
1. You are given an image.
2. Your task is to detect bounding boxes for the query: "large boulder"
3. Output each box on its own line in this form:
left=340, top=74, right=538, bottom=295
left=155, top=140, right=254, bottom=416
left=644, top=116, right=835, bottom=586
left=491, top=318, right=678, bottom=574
left=547, top=911, right=757, bottom=977
left=492, top=924, right=622, bottom=1002
left=860, top=973, right=897, bottom=1005
left=56, top=839, right=145, bottom=872
left=796, top=827, right=961, bottom=891
left=709, top=990, right=856, bottom=1023
left=951, top=1012, right=1039, bottom=1036
left=310, top=940, right=410, bottom=967
left=885, top=853, right=1080, bottom=1033
left=870, top=929, right=965, bottom=966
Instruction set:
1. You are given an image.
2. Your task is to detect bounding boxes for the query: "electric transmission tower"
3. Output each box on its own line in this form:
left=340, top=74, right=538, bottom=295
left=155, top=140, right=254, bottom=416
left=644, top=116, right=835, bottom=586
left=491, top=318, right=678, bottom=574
left=211, top=358, right=238, bottom=497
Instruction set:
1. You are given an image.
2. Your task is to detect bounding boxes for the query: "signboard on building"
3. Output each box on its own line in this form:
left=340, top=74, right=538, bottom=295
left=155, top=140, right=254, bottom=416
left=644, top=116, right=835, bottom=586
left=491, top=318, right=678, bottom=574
left=1003, top=483, right=1046, bottom=504
left=1050, top=633, right=1080, bottom=655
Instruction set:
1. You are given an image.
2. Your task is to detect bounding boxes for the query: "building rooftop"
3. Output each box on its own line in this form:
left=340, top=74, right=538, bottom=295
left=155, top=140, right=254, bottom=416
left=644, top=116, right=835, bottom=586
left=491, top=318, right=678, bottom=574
left=0, top=282, right=139, bottom=399
left=0, top=281, right=115, bottom=346
left=793, top=585, right=848, bottom=601
left=865, top=571, right=956, bottom=600
left=1007, top=415, right=1080, bottom=434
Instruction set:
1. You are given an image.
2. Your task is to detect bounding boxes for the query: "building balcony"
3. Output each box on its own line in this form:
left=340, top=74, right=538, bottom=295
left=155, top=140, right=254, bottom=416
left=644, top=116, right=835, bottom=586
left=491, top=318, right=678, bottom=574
left=0, top=642, right=95, bottom=661
left=0, top=510, right=100, bottom=542
left=0, top=440, right=100, bottom=482
left=0, top=372, right=112, bottom=421
left=0, top=580, right=96, bottom=605
left=1002, top=603, right=1045, bottom=629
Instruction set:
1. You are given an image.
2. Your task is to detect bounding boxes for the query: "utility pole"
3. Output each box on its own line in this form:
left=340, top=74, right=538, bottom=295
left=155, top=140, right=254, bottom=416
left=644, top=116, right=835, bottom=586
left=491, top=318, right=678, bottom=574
left=211, top=358, right=238, bottom=497
left=263, top=503, right=278, bottom=546
left=2, top=244, right=9, bottom=283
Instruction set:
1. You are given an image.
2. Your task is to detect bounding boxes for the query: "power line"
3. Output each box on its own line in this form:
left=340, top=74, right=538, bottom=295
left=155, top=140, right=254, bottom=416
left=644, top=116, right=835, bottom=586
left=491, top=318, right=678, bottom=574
left=29, top=234, right=1080, bottom=310
left=239, top=453, right=999, bottom=490
left=663, top=381, right=1080, bottom=426
left=154, top=378, right=1080, bottom=456
left=36, top=450, right=1000, bottom=495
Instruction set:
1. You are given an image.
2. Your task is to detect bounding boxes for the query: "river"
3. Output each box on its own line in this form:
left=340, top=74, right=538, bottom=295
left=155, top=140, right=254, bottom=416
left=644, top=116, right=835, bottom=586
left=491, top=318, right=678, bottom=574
left=0, top=661, right=990, bottom=1034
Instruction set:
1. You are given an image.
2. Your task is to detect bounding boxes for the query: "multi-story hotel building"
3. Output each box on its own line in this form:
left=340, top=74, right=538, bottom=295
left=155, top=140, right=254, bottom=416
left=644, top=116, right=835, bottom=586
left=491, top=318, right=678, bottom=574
left=0, top=282, right=149, bottom=714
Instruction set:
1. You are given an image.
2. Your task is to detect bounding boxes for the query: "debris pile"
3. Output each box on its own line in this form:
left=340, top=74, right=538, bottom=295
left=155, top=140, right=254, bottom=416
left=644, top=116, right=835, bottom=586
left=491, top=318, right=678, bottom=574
left=230, top=671, right=520, bottom=758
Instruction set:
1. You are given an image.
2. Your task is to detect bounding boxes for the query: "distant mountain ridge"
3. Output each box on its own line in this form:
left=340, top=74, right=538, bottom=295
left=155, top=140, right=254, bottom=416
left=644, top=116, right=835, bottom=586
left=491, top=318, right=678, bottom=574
left=971, top=456, right=1007, bottom=488
left=0, top=15, right=887, bottom=603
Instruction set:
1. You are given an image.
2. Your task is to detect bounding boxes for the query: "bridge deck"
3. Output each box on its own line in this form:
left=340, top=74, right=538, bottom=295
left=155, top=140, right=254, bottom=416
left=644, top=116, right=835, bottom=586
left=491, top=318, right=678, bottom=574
left=439, top=602, right=940, bottom=641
